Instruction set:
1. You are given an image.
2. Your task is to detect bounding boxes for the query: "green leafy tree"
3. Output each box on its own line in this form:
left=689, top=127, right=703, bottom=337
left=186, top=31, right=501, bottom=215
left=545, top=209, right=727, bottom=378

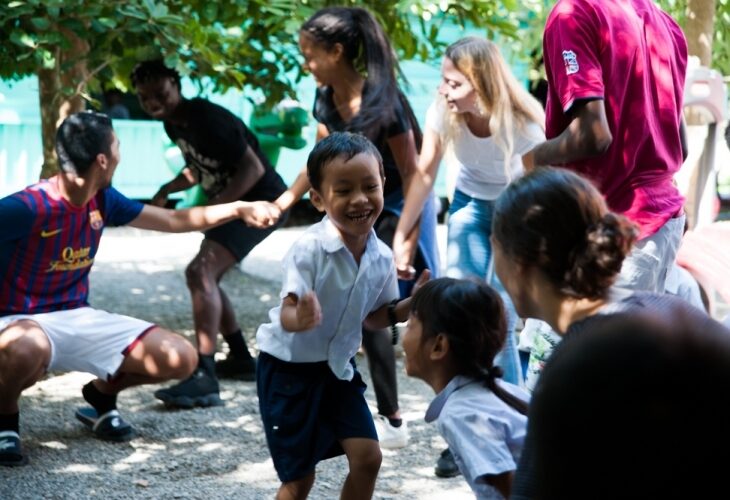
left=657, top=0, right=730, bottom=74
left=0, top=0, right=545, bottom=177
left=522, top=1, right=730, bottom=91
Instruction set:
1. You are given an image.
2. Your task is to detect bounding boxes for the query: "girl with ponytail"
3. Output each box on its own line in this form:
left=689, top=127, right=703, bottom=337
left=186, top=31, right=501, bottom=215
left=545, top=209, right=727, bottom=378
left=403, top=277, right=529, bottom=499
left=274, top=6, right=441, bottom=452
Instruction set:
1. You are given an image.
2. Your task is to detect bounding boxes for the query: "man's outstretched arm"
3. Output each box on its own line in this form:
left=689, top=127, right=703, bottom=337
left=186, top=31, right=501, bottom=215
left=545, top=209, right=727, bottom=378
left=128, top=200, right=278, bottom=233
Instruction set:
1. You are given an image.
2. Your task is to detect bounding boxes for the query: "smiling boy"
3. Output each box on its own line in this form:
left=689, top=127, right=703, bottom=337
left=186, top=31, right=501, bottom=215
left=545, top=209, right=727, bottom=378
left=256, top=132, right=428, bottom=499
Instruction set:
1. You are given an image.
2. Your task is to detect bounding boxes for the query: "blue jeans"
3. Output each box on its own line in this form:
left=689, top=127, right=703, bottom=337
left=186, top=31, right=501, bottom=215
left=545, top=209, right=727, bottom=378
left=446, top=189, right=523, bottom=386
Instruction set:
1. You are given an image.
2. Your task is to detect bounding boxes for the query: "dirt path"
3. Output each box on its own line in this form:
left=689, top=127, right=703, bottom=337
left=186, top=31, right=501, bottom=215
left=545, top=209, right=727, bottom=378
left=0, top=227, right=470, bottom=499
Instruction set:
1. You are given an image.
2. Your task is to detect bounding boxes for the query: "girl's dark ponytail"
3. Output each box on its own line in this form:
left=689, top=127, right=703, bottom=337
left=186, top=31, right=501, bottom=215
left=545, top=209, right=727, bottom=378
left=479, top=366, right=529, bottom=416
left=348, top=8, right=416, bottom=142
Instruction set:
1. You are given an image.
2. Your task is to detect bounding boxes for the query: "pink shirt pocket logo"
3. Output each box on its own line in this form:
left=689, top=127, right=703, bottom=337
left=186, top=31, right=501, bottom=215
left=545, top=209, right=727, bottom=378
left=562, top=50, right=579, bottom=75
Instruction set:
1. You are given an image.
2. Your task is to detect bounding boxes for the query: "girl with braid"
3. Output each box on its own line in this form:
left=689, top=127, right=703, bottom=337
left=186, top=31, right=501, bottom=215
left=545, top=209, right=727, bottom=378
left=402, top=278, right=529, bottom=499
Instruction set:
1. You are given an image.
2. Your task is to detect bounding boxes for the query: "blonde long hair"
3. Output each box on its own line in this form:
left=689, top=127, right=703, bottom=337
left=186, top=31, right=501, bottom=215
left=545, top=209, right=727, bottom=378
left=442, top=37, right=545, bottom=173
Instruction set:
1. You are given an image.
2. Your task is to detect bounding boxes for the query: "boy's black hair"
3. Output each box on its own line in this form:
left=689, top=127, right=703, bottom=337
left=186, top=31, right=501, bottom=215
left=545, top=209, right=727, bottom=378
left=306, top=131, right=384, bottom=191
left=55, top=111, right=114, bottom=176
left=130, top=59, right=181, bottom=90
left=410, top=278, right=528, bottom=415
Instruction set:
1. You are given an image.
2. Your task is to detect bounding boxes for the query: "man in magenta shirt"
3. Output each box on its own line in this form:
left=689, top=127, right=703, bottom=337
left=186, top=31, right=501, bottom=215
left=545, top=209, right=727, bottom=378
left=529, top=0, right=688, bottom=292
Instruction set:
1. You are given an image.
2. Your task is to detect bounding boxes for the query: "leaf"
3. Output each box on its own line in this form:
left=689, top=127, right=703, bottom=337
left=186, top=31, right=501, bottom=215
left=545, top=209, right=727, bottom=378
left=10, top=30, right=36, bottom=49
left=163, top=53, right=180, bottom=71
left=30, top=17, right=51, bottom=30
left=118, top=7, right=149, bottom=21
left=39, top=48, right=56, bottom=69
left=97, top=17, right=117, bottom=29
left=202, top=3, right=218, bottom=22
left=155, top=15, right=184, bottom=25
left=152, top=3, right=168, bottom=19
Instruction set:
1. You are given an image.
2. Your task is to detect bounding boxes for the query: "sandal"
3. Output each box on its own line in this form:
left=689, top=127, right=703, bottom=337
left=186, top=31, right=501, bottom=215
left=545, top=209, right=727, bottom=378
left=75, top=407, right=136, bottom=442
left=0, top=430, right=28, bottom=467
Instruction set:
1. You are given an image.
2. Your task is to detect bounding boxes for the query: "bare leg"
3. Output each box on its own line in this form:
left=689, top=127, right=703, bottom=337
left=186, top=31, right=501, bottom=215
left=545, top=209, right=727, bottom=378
left=95, top=327, right=197, bottom=395
left=185, top=239, right=238, bottom=355
left=218, top=288, right=240, bottom=336
left=340, top=438, right=381, bottom=500
left=277, top=472, right=316, bottom=500
left=0, top=320, right=51, bottom=414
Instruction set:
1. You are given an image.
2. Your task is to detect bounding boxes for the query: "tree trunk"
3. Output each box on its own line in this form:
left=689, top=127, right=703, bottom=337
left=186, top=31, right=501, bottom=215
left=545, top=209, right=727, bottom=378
left=685, top=0, right=716, bottom=67
left=684, top=0, right=716, bottom=126
left=38, top=66, right=60, bottom=179
left=58, top=29, right=89, bottom=121
left=38, top=27, right=89, bottom=179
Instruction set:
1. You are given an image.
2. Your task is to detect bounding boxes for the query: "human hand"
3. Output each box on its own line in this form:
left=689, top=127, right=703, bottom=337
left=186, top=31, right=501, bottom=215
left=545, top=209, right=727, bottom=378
left=296, top=291, right=322, bottom=330
left=150, top=188, right=169, bottom=207
left=522, top=150, right=536, bottom=172
left=239, top=201, right=281, bottom=228
left=393, top=233, right=417, bottom=280
left=411, top=269, right=431, bottom=296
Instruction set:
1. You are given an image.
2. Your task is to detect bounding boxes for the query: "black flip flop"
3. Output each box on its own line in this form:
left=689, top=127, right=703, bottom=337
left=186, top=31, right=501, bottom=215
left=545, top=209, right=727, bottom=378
left=0, top=430, right=28, bottom=467
left=75, top=407, right=136, bottom=442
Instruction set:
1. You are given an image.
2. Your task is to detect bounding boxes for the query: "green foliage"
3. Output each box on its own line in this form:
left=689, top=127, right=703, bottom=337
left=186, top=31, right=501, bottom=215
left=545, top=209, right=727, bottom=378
left=656, top=0, right=730, bottom=76
left=717, top=0, right=730, bottom=76
left=0, top=0, right=546, bottom=108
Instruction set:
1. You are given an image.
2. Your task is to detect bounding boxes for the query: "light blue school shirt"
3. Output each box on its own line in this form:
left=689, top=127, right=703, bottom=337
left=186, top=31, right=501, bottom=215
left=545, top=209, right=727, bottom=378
left=256, top=216, right=399, bottom=381
left=425, top=375, right=530, bottom=499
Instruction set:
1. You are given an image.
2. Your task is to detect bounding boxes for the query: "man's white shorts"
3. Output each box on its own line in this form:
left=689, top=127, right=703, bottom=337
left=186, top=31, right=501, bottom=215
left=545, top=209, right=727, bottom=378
left=0, top=307, right=155, bottom=381
left=616, top=213, right=685, bottom=293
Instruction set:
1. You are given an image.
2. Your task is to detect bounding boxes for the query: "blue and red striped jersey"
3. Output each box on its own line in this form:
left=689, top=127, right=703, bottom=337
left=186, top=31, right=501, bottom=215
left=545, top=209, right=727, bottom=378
left=0, top=177, right=144, bottom=315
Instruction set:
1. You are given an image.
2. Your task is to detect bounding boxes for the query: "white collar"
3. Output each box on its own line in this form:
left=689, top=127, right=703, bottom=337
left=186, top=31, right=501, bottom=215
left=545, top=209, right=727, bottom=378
left=319, top=216, right=389, bottom=258
left=425, top=375, right=480, bottom=423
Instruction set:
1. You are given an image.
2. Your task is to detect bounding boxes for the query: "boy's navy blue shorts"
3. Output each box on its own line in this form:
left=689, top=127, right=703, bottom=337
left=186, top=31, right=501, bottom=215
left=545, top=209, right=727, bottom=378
left=257, top=351, right=378, bottom=482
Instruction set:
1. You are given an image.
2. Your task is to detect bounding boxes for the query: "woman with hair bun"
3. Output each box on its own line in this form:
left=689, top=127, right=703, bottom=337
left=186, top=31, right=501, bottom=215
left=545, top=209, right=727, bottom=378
left=491, top=167, right=638, bottom=332
left=490, top=167, right=716, bottom=499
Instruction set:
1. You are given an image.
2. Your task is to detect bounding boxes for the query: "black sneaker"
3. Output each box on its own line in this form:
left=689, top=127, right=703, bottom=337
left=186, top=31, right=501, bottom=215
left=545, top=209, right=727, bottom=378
left=215, top=355, right=256, bottom=381
left=434, top=447, right=461, bottom=478
left=153, top=369, right=223, bottom=409
left=0, top=431, right=28, bottom=467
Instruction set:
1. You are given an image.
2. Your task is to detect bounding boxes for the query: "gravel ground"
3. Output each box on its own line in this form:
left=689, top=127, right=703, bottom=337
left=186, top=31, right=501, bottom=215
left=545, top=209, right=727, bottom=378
left=0, top=227, right=471, bottom=500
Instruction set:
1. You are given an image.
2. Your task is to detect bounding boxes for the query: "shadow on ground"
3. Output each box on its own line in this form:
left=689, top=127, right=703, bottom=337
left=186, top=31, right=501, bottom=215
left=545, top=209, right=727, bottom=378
left=0, top=230, right=471, bottom=499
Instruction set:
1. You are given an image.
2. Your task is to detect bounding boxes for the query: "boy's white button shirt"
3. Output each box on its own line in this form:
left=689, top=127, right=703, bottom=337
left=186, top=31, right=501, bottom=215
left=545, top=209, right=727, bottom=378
left=257, top=216, right=399, bottom=381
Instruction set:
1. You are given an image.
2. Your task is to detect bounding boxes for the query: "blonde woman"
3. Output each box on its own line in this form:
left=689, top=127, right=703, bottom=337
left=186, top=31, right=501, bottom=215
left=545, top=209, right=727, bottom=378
left=394, top=37, right=545, bottom=390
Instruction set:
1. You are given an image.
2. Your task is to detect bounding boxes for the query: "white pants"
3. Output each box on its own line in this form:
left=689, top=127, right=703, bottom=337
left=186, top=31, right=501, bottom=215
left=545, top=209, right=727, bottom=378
left=615, top=214, right=685, bottom=293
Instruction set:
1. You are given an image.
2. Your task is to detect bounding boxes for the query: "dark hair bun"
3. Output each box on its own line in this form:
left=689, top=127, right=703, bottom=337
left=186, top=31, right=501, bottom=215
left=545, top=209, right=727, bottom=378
left=564, top=213, right=638, bottom=297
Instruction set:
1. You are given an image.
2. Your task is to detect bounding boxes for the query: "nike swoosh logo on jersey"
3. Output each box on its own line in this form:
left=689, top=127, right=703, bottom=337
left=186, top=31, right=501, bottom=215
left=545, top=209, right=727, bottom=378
left=40, top=229, right=62, bottom=238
